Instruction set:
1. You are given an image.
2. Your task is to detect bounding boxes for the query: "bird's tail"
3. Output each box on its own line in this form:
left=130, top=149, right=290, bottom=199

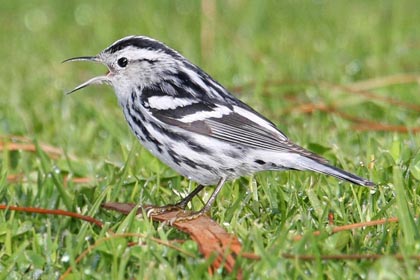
left=303, top=159, right=374, bottom=187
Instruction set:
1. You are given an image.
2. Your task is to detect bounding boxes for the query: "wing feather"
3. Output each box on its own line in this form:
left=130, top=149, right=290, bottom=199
left=150, top=101, right=328, bottom=163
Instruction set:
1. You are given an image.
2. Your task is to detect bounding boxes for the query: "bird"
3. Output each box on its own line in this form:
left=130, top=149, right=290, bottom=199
left=64, top=35, right=374, bottom=222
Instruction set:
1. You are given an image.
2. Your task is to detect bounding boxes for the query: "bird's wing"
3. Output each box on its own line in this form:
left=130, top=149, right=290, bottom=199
left=148, top=98, right=328, bottom=163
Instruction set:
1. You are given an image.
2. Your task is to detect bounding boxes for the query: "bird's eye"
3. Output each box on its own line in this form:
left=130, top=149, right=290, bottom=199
left=117, top=57, right=128, bottom=67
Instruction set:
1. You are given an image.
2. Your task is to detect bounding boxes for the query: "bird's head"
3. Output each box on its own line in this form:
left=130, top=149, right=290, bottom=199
left=64, top=36, right=184, bottom=99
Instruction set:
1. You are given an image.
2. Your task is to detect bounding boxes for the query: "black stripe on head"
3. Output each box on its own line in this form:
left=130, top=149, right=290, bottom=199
left=104, top=36, right=181, bottom=58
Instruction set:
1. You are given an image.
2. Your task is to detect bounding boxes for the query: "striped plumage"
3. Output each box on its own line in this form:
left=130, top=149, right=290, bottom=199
left=65, top=36, right=374, bottom=221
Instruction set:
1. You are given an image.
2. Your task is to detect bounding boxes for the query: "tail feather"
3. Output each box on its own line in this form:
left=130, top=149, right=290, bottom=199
left=302, top=159, right=374, bottom=187
left=277, top=141, right=375, bottom=186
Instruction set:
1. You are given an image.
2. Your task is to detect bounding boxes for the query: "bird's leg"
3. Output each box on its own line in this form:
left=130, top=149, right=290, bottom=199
left=143, top=184, right=206, bottom=217
left=170, top=177, right=227, bottom=223
left=172, top=184, right=206, bottom=209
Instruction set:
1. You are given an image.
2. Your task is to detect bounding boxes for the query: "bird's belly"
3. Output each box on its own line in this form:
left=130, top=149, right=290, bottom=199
left=142, top=134, right=243, bottom=185
left=132, top=125, right=266, bottom=185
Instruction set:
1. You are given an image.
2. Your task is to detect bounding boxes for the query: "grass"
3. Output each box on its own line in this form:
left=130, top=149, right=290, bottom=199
left=1, top=0, right=420, bottom=279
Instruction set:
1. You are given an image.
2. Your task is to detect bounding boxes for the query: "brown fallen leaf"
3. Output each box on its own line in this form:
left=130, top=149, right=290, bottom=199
left=102, top=202, right=246, bottom=279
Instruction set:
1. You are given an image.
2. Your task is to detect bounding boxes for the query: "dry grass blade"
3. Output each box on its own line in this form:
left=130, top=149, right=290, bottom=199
left=0, top=135, right=74, bottom=159
left=320, top=81, right=420, bottom=112
left=353, top=123, right=420, bottom=133
left=347, top=73, right=420, bottom=91
left=6, top=173, right=93, bottom=185
left=0, top=204, right=104, bottom=228
left=282, top=253, right=420, bottom=261
left=290, top=102, right=420, bottom=133
left=293, top=217, right=400, bottom=241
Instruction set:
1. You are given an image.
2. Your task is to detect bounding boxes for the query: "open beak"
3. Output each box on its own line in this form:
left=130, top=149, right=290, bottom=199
left=63, top=56, right=110, bottom=94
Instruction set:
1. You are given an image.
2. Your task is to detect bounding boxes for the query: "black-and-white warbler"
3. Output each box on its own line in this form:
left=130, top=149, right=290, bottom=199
left=65, top=35, right=374, bottom=221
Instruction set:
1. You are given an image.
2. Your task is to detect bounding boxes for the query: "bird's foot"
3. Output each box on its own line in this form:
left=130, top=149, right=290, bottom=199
left=141, top=204, right=209, bottom=225
left=140, top=184, right=207, bottom=219
left=141, top=204, right=184, bottom=217
left=167, top=209, right=209, bottom=224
